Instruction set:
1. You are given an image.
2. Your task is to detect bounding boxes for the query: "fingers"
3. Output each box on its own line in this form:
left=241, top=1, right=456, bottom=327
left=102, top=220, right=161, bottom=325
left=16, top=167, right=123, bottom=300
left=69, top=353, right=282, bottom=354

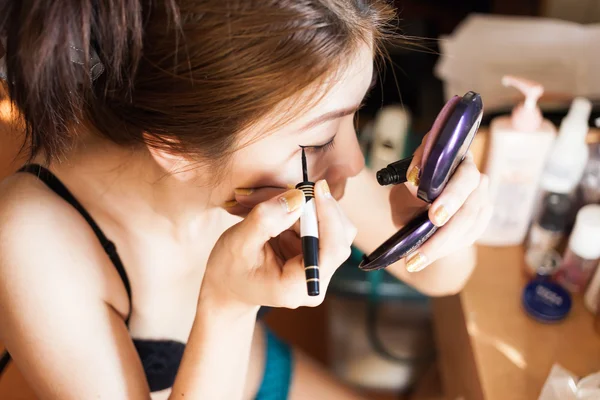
left=313, top=180, right=357, bottom=271
left=234, top=186, right=287, bottom=208
left=273, top=231, right=302, bottom=261
left=428, top=152, right=480, bottom=227
left=238, top=189, right=305, bottom=249
left=405, top=174, right=490, bottom=273
left=405, top=135, right=426, bottom=192
left=230, top=180, right=356, bottom=309
left=277, top=180, right=357, bottom=307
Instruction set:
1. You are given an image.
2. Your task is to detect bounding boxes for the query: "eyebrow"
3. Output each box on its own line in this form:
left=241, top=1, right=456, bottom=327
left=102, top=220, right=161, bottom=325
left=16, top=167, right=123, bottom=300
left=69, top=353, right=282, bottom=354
left=300, top=104, right=362, bottom=131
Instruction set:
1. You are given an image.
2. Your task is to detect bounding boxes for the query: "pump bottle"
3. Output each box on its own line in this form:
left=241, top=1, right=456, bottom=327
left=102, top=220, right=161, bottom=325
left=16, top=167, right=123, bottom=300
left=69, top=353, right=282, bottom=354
left=479, top=76, right=557, bottom=246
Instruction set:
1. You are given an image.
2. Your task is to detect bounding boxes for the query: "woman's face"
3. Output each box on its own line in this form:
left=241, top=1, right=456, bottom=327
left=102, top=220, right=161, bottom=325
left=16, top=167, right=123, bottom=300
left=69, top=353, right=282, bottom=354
left=217, top=43, right=374, bottom=203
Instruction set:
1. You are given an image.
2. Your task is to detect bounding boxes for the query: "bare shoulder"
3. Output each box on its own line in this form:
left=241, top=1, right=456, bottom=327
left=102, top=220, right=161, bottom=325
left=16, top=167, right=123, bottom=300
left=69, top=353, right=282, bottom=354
left=0, top=174, right=146, bottom=399
left=0, top=173, right=126, bottom=315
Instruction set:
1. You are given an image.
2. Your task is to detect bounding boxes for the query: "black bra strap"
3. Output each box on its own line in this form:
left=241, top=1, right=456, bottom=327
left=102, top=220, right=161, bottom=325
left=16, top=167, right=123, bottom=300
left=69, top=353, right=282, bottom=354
left=18, top=165, right=133, bottom=310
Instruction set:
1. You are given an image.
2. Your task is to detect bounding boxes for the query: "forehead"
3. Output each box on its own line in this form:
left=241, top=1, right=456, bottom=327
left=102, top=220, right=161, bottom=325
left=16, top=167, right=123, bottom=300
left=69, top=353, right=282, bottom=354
left=240, top=42, right=374, bottom=142
left=301, top=43, right=374, bottom=118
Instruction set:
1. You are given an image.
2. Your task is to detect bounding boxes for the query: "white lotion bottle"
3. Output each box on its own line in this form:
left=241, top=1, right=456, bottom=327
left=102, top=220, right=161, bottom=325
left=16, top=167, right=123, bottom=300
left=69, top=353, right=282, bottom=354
left=538, top=97, right=591, bottom=196
left=478, top=76, right=557, bottom=246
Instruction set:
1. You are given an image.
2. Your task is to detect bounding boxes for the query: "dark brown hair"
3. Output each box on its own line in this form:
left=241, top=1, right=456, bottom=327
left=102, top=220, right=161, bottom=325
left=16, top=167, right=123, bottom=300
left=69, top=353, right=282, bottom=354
left=0, top=0, right=395, bottom=163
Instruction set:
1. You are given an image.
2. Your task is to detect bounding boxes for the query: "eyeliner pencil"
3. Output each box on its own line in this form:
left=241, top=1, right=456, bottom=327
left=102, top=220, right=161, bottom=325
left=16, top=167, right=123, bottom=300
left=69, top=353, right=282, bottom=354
left=296, top=148, right=320, bottom=296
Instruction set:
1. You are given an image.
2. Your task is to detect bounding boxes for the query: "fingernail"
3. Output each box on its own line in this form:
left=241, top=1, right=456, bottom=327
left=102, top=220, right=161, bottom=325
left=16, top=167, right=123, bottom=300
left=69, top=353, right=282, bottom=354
left=223, top=200, right=238, bottom=208
left=433, top=205, right=450, bottom=225
left=286, top=184, right=296, bottom=190
left=406, top=252, right=428, bottom=272
left=234, top=188, right=254, bottom=196
left=280, top=190, right=304, bottom=212
left=407, top=166, right=421, bottom=187
left=318, top=180, right=332, bottom=198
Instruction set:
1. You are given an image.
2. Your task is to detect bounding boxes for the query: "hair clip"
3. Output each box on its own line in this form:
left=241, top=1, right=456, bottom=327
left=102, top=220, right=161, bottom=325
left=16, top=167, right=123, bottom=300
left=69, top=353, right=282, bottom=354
left=0, top=57, right=6, bottom=81
left=0, top=36, right=104, bottom=83
left=0, top=35, right=6, bottom=81
left=69, top=43, right=105, bottom=82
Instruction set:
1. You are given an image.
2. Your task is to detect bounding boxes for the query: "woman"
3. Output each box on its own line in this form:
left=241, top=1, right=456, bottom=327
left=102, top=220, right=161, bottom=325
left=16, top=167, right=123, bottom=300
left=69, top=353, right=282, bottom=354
left=0, top=1, right=491, bottom=399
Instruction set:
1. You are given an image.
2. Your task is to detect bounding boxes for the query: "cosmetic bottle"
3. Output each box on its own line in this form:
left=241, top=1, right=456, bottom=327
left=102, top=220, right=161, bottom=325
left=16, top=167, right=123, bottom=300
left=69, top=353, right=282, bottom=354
left=577, top=142, right=600, bottom=206
left=524, top=192, right=570, bottom=276
left=584, top=261, right=600, bottom=334
left=538, top=97, right=591, bottom=197
left=584, top=261, right=600, bottom=315
left=555, top=204, right=600, bottom=293
left=479, top=76, right=556, bottom=246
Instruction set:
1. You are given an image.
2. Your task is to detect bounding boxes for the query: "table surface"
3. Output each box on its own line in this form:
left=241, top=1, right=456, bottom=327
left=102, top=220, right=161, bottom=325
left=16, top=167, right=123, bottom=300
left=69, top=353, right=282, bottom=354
left=432, top=129, right=600, bottom=400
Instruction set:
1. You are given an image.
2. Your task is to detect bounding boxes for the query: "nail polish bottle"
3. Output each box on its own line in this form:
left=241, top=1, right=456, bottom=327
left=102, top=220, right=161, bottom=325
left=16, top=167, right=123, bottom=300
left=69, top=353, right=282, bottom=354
left=555, top=205, right=600, bottom=293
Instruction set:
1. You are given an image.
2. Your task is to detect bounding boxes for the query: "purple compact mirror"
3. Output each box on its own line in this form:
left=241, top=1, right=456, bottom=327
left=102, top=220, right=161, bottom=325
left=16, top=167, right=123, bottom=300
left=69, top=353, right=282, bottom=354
left=359, top=91, right=483, bottom=271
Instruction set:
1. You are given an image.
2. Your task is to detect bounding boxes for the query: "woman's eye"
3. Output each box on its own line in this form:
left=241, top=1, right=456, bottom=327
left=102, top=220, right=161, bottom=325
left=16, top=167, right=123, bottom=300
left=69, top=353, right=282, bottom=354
left=302, top=135, right=336, bottom=154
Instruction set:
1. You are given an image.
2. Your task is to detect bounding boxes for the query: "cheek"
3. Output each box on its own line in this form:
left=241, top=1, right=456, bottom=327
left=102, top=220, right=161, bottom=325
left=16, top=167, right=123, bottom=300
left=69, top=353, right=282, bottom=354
left=228, top=146, right=302, bottom=188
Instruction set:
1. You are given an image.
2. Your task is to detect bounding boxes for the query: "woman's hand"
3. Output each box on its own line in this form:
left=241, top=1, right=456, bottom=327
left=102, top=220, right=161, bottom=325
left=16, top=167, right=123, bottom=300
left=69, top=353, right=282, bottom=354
left=203, top=181, right=356, bottom=312
left=390, top=132, right=492, bottom=273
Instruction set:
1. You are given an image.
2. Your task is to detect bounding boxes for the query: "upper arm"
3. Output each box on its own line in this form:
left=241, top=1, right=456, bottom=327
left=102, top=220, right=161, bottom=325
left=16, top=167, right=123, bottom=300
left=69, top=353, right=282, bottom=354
left=0, top=179, right=149, bottom=400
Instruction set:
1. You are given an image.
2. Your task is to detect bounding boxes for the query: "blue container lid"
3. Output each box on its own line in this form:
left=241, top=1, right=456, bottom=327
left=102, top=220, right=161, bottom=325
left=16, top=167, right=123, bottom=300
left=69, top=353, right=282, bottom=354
left=522, top=280, right=572, bottom=323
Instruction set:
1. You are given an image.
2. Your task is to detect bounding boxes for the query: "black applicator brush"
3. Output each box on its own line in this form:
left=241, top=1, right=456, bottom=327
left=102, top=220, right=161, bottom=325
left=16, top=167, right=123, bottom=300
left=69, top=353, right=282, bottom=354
left=296, top=148, right=320, bottom=296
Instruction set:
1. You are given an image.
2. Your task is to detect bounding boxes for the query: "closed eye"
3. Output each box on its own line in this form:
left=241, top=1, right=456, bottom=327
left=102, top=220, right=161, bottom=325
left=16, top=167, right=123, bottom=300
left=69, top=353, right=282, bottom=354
left=301, top=135, right=337, bottom=154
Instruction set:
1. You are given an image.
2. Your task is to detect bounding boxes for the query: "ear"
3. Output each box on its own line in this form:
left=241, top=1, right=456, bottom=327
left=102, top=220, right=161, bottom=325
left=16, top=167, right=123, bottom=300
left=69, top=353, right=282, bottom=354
left=144, top=133, right=196, bottom=181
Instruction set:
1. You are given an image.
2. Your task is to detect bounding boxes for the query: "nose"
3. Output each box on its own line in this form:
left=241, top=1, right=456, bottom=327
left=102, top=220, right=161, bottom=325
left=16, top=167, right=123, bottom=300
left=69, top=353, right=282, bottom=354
left=325, top=123, right=365, bottom=182
left=345, top=134, right=366, bottom=178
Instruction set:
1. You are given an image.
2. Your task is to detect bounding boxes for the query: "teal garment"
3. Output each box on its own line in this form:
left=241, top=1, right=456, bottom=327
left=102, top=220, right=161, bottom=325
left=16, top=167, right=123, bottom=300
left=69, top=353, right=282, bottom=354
left=255, top=328, right=294, bottom=400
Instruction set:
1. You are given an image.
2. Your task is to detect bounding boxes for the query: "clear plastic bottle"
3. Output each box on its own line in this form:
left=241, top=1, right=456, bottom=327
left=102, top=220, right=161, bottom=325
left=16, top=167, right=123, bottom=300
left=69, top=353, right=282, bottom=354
left=479, top=76, right=556, bottom=246
left=556, top=205, right=600, bottom=293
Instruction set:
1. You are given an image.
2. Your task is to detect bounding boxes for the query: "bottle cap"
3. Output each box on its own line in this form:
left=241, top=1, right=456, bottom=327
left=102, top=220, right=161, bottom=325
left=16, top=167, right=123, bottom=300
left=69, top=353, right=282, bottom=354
left=522, top=280, right=572, bottom=323
left=538, top=193, right=571, bottom=231
left=569, top=204, right=600, bottom=260
left=502, top=75, right=543, bottom=132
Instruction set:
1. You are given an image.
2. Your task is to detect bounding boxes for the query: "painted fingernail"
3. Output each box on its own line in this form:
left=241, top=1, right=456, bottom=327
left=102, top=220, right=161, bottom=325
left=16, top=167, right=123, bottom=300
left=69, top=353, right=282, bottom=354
left=223, top=200, right=238, bottom=208
left=433, top=205, right=450, bottom=226
left=286, top=183, right=296, bottom=190
left=234, top=188, right=254, bottom=196
left=318, top=180, right=332, bottom=198
left=407, top=166, right=421, bottom=187
left=280, top=190, right=304, bottom=212
left=406, top=252, right=428, bottom=272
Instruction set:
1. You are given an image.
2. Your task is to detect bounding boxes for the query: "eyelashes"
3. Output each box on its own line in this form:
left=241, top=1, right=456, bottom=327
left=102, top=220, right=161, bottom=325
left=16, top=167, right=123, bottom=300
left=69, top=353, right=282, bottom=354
left=301, top=135, right=337, bottom=154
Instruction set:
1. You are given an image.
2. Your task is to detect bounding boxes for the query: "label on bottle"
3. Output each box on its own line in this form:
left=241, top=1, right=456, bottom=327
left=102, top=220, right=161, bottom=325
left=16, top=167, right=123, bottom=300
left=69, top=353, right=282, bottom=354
left=481, top=130, right=554, bottom=244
